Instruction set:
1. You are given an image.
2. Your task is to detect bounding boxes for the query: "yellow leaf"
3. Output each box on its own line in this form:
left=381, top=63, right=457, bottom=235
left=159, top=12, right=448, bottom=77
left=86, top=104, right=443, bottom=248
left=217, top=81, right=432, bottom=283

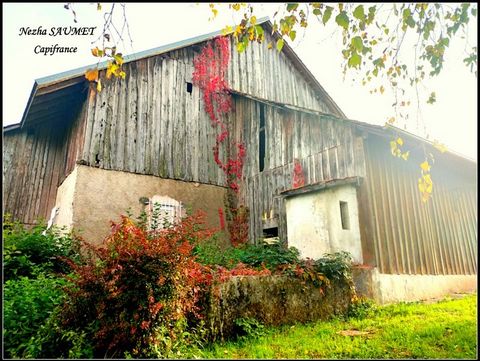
left=418, top=178, right=426, bottom=193
left=85, top=68, right=99, bottom=82
left=380, top=85, right=385, bottom=94
left=390, top=141, right=397, bottom=156
left=401, top=151, right=410, bottom=160
left=420, top=161, right=430, bottom=172
left=387, top=117, right=395, bottom=124
left=96, top=79, right=102, bottom=92
left=222, top=25, right=233, bottom=35
left=396, top=137, right=403, bottom=146
left=267, top=42, right=273, bottom=49
left=426, top=182, right=433, bottom=194
left=433, top=141, right=447, bottom=153
left=97, top=3, right=102, bottom=11
left=251, top=15, right=257, bottom=25
left=113, top=54, right=124, bottom=66
left=119, top=71, right=126, bottom=79
left=232, top=3, right=241, bottom=11
left=106, top=62, right=119, bottom=79
left=423, top=173, right=432, bottom=185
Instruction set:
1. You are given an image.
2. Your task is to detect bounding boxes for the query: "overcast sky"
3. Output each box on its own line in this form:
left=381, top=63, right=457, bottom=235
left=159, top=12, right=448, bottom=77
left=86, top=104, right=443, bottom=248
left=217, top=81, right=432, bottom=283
left=3, top=3, right=477, bottom=160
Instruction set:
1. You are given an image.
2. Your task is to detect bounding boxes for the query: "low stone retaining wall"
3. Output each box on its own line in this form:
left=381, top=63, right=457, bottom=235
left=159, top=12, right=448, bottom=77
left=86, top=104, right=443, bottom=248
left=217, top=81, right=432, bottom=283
left=204, top=275, right=353, bottom=341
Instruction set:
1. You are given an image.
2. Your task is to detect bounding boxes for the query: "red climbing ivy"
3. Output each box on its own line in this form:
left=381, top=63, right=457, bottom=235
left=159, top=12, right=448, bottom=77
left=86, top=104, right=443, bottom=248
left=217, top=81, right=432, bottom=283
left=293, top=158, right=305, bottom=188
left=193, top=36, right=249, bottom=247
left=192, top=36, right=246, bottom=193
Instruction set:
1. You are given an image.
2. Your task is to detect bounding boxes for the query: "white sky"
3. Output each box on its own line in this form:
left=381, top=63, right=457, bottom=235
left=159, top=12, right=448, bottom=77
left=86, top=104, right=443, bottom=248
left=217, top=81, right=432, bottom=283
left=2, top=3, right=478, bottom=160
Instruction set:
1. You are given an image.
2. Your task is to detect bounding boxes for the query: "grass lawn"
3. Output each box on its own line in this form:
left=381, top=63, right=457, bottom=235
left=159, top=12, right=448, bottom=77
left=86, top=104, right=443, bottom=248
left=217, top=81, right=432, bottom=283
left=198, top=293, right=477, bottom=359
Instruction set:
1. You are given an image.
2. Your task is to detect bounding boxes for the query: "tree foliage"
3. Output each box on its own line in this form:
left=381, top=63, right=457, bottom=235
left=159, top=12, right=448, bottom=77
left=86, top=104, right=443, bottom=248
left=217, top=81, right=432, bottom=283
left=211, top=2, right=476, bottom=202
left=77, top=3, right=476, bottom=201
left=216, top=2, right=476, bottom=113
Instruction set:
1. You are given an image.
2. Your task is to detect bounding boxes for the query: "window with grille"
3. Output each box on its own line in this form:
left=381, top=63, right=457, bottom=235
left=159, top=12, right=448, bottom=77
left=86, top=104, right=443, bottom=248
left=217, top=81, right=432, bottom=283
left=147, top=195, right=185, bottom=230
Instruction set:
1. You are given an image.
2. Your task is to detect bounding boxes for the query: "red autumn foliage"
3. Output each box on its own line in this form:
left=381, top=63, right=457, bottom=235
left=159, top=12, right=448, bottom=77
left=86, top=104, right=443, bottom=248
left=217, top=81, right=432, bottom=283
left=293, top=158, right=305, bottom=188
left=192, top=36, right=246, bottom=193
left=60, top=211, right=216, bottom=358
left=193, top=36, right=250, bottom=247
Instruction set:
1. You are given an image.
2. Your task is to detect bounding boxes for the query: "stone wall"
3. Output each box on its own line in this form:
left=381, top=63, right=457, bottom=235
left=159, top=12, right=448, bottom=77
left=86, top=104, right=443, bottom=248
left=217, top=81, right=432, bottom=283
left=204, top=275, right=353, bottom=341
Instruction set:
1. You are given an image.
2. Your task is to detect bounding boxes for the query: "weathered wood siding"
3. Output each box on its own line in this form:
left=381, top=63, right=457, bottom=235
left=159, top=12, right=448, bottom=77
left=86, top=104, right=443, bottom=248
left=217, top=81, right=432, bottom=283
left=233, top=96, right=366, bottom=242
left=81, top=33, right=337, bottom=185
left=81, top=48, right=226, bottom=186
left=227, top=31, right=333, bottom=113
left=359, top=135, right=477, bottom=275
left=3, top=102, right=87, bottom=224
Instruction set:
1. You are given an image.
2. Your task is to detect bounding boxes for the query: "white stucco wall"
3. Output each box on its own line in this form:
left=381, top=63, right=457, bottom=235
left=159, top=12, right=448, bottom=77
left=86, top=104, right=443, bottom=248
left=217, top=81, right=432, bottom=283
left=53, top=166, right=78, bottom=230
left=369, top=268, right=477, bottom=304
left=286, top=184, right=363, bottom=263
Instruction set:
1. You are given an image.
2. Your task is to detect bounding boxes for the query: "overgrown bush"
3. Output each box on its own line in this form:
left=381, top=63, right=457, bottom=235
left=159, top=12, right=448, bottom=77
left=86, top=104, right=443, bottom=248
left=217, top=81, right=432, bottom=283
left=3, top=214, right=81, bottom=280
left=3, top=272, right=72, bottom=358
left=194, top=239, right=353, bottom=289
left=194, top=239, right=301, bottom=271
left=59, top=211, right=216, bottom=358
left=312, top=251, right=353, bottom=283
left=2, top=215, right=84, bottom=359
left=3, top=212, right=356, bottom=359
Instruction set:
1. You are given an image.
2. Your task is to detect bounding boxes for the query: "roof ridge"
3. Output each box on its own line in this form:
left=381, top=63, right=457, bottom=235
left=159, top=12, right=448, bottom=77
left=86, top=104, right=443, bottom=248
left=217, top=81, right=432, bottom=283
left=35, top=16, right=271, bottom=86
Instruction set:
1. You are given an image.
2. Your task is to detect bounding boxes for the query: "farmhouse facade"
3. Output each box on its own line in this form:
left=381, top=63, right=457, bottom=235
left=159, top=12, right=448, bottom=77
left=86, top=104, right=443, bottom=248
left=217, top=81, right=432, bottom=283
left=3, top=19, right=477, bottom=303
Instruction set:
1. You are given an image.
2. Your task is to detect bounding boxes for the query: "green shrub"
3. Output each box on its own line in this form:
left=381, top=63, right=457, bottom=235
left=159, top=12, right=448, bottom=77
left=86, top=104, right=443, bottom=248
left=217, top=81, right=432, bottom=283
left=3, top=215, right=82, bottom=280
left=233, top=317, right=267, bottom=340
left=347, top=296, right=378, bottom=319
left=3, top=272, right=72, bottom=358
left=194, top=239, right=301, bottom=271
left=312, top=251, right=353, bottom=282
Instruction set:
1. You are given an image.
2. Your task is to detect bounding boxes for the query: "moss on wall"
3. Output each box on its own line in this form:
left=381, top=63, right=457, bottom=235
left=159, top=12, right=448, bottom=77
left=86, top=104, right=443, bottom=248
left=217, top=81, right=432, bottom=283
left=204, top=275, right=353, bottom=341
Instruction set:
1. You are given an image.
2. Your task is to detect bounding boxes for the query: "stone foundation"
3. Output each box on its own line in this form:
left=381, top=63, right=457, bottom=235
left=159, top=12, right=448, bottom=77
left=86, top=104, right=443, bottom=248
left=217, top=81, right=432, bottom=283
left=205, top=275, right=353, bottom=341
left=353, top=266, right=477, bottom=304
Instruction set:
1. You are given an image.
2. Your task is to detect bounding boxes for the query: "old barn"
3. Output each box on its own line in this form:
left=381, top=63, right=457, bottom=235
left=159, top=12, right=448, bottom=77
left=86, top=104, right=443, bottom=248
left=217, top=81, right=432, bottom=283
left=3, top=18, right=477, bottom=303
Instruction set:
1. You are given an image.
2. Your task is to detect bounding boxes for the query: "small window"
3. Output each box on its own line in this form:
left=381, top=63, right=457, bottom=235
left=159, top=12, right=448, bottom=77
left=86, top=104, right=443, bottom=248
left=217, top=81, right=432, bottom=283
left=147, top=195, right=185, bottom=231
left=263, top=227, right=278, bottom=238
left=263, top=227, right=279, bottom=244
left=259, top=104, right=266, bottom=172
left=339, top=201, right=350, bottom=230
left=186, top=82, right=193, bottom=94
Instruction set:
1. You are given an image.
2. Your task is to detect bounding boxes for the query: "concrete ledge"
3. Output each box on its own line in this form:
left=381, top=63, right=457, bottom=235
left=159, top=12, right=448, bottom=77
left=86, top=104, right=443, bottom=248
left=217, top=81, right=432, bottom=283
left=353, top=266, right=477, bottom=304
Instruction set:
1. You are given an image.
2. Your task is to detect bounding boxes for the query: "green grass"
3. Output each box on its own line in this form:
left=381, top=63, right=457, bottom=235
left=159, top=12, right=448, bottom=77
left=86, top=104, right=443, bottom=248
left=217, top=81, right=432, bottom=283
left=197, top=294, right=477, bottom=359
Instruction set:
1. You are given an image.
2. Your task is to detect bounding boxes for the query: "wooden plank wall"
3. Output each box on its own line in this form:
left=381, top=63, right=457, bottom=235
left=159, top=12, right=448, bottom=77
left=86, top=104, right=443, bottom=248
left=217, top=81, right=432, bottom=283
left=80, top=34, right=337, bottom=186
left=81, top=48, right=227, bottom=186
left=2, top=102, right=87, bottom=224
left=234, top=96, right=366, bottom=242
left=227, top=31, right=332, bottom=114
left=360, top=136, right=477, bottom=275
